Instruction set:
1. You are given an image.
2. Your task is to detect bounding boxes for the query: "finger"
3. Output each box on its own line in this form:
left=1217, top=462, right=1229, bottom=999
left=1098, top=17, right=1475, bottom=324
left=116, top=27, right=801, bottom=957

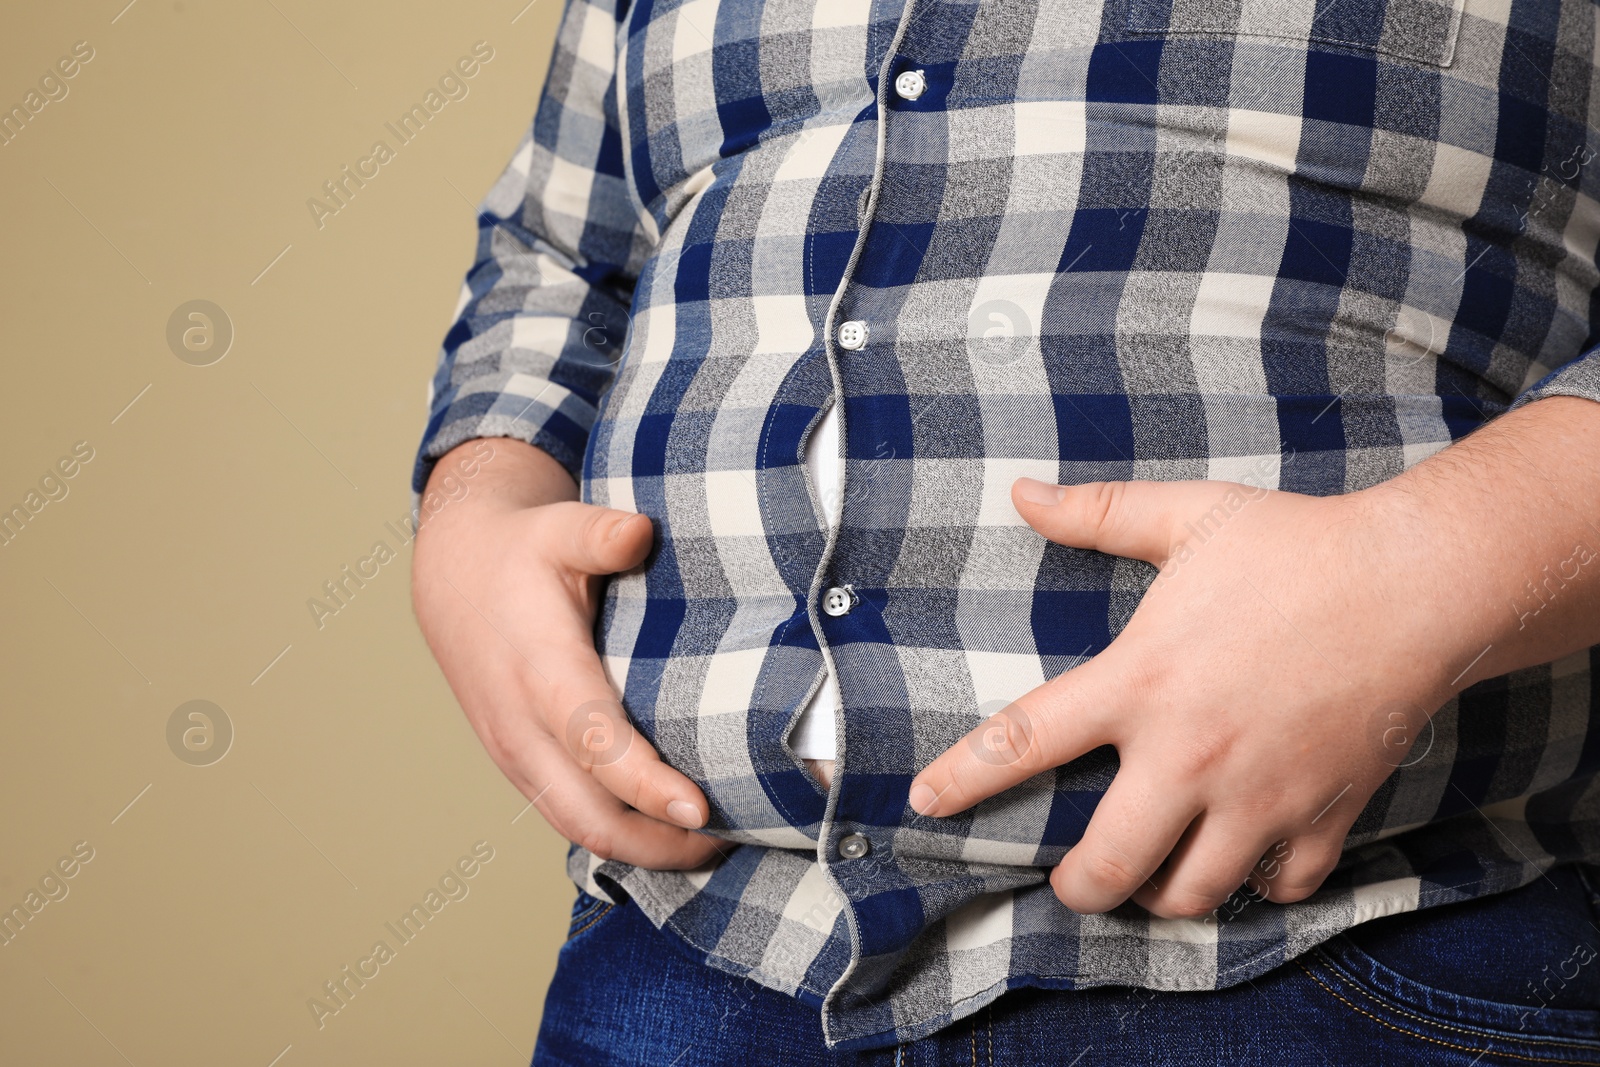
left=1012, top=477, right=1265, bottom=567
left=909, top=651, right=1127, bottom=818
left=516, top=730, right=726, bottom=870
left=1248, top=834, right=1343, bottom=905
left=1131, top=815, right=1284, bottom=920
left=559, top=690, right=712, bottom=830
left=538, top=501, right=655, bottom=576
left=539, top=644, right=712, bottom=830
left=455, top=631, right=710, bottom=831
left=1049, top=771, right=1202, bottom=914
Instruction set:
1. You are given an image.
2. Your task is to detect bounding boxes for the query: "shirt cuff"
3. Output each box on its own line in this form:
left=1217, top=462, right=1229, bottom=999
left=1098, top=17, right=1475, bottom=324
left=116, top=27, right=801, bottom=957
left=1511, top=347, right=1600, bottom=412
left=411, top=373, right=597, bottom=493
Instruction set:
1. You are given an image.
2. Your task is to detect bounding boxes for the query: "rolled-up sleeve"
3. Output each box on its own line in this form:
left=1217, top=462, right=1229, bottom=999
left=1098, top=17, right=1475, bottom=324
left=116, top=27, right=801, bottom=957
left=1512, top=345, right=1600, bottom=411
left=413, top=0, right=646, bottom=492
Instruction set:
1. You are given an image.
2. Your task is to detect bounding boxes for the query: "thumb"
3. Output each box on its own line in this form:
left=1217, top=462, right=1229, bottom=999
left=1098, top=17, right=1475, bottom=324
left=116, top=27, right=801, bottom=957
left=1012, top=477, right=1254, bottom=566
left=544, top=502, right=655, bottom=575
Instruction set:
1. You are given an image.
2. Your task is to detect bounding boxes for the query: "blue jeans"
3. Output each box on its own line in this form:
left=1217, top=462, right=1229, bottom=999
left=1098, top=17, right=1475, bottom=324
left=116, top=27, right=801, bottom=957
left=534, top=866, right=1600, bottom=1065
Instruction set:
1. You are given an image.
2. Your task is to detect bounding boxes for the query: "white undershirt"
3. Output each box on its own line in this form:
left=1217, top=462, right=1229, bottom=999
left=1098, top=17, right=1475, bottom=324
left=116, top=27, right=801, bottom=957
left=789, top=402, right=842, bottom=760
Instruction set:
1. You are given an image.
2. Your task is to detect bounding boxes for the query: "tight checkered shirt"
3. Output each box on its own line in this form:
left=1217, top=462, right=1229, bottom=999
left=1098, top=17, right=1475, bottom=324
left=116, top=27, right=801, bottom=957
left=415, top=0, right=1600, bottom=1049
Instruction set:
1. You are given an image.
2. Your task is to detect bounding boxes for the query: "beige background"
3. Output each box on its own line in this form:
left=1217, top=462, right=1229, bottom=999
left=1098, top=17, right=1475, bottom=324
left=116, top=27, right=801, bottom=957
left=0, top=2, right=577, bottom=1063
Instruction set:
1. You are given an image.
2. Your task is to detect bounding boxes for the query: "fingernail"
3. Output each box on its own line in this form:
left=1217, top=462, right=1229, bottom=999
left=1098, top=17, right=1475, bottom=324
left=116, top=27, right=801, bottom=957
left=667, top=800, right=704, bottom=828
left=609, top=514, right=636, bottom=541
left=1015, top=477, right=1067, bottom=506
left=908, top=782, right=938, bottom=816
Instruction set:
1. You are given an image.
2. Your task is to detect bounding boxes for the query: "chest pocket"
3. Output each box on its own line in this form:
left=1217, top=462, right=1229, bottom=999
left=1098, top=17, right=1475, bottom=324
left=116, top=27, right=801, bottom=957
left=1124, top=0, right=1464, bottom=67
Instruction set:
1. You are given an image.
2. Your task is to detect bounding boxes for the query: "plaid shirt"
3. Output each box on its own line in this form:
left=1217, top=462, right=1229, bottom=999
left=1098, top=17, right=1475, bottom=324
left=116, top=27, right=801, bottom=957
left=416, top=0, right=1600, bottom=1049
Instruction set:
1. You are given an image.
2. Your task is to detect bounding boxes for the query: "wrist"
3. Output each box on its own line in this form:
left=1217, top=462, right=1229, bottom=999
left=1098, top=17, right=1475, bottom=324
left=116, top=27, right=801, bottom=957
left=1344, top=478, right=1495, bottom=702
left=419, top=438, right=577, bottom=528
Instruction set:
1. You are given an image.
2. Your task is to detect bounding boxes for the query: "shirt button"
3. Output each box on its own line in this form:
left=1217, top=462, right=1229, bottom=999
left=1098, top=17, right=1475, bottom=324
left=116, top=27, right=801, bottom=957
left=822, top=584, right=857, bottom=617
left=894, top=69, right=926, bottom=101
left=838, top=833, right=871, bottom=860
left=837, top=320, right=868, bottom=351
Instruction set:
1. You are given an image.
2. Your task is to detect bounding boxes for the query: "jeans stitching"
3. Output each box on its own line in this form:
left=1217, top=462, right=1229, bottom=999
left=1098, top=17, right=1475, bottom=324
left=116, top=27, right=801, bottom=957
left=566, top=902, right=616, bottom=942
left=1317, top=942, right=1600, bottom=1051
left=567, top=898, right=604, bottom=930
left=1301, top=957, right=1600, bottom=1064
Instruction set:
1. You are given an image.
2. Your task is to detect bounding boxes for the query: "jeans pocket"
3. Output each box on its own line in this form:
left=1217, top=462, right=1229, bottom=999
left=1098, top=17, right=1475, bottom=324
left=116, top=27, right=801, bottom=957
left=564, top=890, right=618, bottom=944
left=1305, top=931, right=1600, bottom=1062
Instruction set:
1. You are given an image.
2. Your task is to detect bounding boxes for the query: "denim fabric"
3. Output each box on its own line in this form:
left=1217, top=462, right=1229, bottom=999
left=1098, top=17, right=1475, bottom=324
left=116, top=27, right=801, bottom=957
left=534, top=868, right=1600, bottom=1066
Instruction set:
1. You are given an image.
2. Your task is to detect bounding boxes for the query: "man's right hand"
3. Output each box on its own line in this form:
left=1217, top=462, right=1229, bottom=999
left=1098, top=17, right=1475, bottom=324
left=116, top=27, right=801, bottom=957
left=412, top=437, right=722, bottom=870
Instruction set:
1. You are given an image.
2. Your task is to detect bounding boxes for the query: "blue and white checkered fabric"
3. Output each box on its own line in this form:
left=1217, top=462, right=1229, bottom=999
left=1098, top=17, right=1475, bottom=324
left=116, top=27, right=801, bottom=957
left=416, top=0, right=1600, bottom=1049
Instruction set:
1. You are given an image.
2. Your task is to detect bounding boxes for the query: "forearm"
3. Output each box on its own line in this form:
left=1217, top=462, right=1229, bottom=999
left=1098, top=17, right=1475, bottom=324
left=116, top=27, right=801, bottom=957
left=1366, top=395, right=1600, bottom=693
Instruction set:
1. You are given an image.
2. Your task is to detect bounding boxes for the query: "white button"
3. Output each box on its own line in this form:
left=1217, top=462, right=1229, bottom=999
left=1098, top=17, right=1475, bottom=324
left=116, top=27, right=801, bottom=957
left=837, top=320, right=868, bottom=351
left=894, top=69, right=926, bottom=101
left=822, top=585, right=857, bottom=617
left=838, top=833, right=871, bottom=859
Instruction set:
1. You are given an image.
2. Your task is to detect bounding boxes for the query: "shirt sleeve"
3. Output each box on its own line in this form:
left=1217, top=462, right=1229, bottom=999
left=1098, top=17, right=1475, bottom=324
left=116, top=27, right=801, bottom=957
left=412, top=0, right=646, bottom=493
left=1511, top=344, right=1600, bottom=412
